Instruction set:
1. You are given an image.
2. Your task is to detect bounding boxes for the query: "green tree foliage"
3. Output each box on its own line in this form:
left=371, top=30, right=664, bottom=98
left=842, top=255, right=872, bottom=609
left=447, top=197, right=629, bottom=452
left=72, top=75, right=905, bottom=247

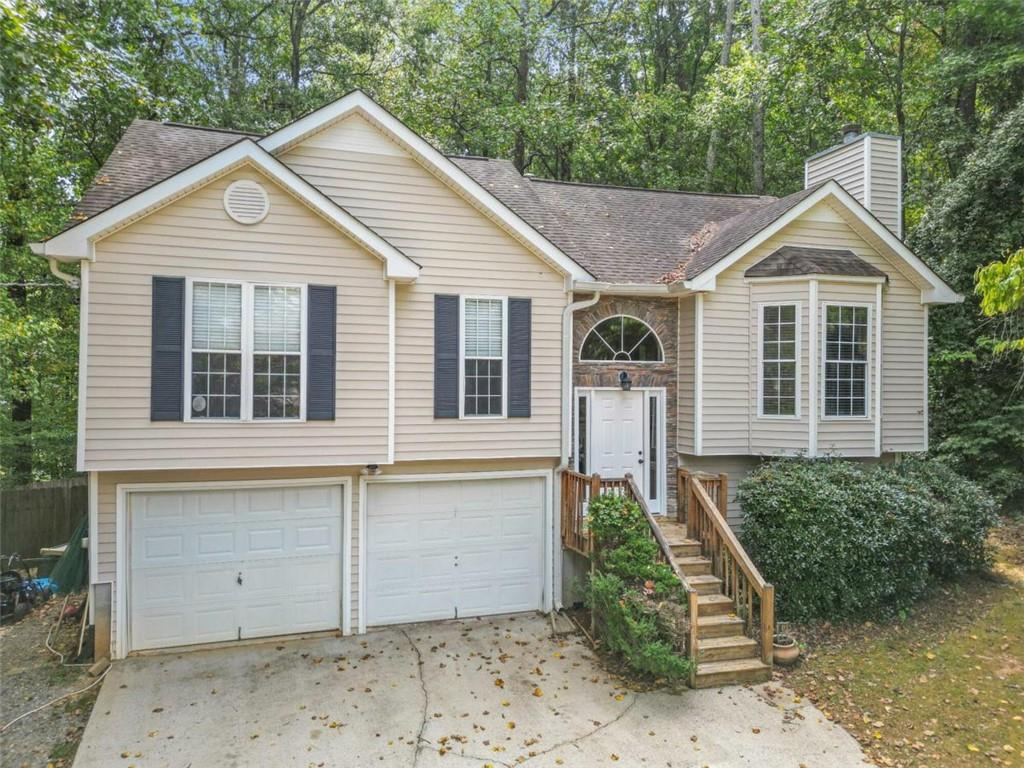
left=910, top=102, right=1024, bottom=509
left=2, top=0, right=1023, bottom=486
left=976, top=247, right=1024, bottom=354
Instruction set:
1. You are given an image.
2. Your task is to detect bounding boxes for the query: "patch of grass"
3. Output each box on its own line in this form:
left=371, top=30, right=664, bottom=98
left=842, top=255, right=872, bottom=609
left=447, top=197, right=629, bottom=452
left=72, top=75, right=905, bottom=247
left=780, top=518, right=1024, bottom=767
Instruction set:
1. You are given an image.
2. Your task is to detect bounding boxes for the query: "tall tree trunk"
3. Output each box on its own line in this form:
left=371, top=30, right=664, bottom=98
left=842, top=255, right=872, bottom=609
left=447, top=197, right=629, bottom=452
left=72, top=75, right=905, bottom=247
left=4, top=218, right=32, bottom=487
left=705, top=0, right=736, bottom=189
left=514, top=0, right=531, bottom=172
left=750, top=0, right=765, bottom=195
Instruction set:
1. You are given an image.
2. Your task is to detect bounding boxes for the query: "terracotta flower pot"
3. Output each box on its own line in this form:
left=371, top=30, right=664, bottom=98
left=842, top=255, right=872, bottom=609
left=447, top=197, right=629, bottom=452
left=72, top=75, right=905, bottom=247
left=773, top=634, right=800, bottom=666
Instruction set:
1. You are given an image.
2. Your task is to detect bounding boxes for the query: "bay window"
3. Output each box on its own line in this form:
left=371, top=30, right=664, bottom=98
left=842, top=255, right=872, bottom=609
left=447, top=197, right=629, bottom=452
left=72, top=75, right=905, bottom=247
left=187, top=280, right=305, bottom=421
left=759, top=303, right=799, bottom=417
left=823, top=304, right=869, bottom=417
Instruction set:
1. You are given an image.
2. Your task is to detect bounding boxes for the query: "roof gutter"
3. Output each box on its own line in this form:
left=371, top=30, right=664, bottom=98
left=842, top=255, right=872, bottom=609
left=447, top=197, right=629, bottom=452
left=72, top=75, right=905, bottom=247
left=572, top=281, right=676, bottom=296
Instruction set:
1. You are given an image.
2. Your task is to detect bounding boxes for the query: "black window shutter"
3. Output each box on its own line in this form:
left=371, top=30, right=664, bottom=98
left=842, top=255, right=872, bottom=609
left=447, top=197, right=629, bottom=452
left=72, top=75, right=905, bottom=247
left=508, top=298, right=532, bottom=417
left=306, top=285, right=337, bottom=420
left=151, top=276, right=185, bottom=421
left=434, top=294, right=460, bottom=418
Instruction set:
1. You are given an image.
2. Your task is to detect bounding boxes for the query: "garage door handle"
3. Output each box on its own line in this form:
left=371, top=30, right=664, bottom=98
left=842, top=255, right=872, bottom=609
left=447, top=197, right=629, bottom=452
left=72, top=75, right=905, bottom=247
left=236, top=572, right=243, bottom=586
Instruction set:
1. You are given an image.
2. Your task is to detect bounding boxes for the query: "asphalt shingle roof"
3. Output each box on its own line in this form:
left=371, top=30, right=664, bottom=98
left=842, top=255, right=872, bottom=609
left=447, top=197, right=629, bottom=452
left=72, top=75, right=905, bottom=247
left=63, top=119, right=818, bottom=285
left=451, top=156, right=777, bottom=283
left=745, top=245, right=887, bottom=279
left=68, top=120, right=260, bottom=227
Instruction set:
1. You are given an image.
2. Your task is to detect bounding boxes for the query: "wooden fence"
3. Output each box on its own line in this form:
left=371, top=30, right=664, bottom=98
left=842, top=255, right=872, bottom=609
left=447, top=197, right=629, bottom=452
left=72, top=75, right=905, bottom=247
left=1, top=476, right=87, bottom=560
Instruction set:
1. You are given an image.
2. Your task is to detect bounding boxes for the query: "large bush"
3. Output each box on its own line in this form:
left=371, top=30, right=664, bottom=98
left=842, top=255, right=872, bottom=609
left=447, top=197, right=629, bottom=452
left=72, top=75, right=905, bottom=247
left=583, top=493, right=692, bottom=681
left=738, top=458, right=997, bottom=622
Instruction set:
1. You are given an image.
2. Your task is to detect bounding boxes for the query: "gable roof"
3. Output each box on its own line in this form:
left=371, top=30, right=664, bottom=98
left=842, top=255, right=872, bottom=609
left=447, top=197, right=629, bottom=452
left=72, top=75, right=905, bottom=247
left=258, top=90, right=593, bottom=281
left=33, top=138, right=421, bottom=281
left=38, top=91, right=959, bottom=303
left=744, top=245, right=887, bottom=279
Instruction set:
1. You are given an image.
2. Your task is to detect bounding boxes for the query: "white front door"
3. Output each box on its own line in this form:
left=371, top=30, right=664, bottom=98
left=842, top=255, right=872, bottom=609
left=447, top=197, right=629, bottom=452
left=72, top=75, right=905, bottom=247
left=364, top=476, right=545, bottom=627
left=128, top=484, right=343, bottom=652
left=593, top=390, right=644, bottom=479
left=583, top=389, right=665, bottom=514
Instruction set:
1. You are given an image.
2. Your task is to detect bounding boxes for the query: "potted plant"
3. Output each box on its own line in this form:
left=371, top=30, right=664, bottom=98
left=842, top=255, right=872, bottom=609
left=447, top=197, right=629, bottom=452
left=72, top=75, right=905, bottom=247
left=772, top=633, right=800, bottom=666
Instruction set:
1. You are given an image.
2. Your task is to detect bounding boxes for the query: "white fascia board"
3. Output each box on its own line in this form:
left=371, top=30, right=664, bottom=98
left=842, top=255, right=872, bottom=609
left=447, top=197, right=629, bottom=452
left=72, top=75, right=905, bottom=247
left=743, top=274, right=887, bottom=286
left=33, top=139, right=421, bottom=282
left=572, top=281, right=673, bottom=295
left=259, top=90, right=593, bottom=282
left=675, top=181, right=961, bottom=305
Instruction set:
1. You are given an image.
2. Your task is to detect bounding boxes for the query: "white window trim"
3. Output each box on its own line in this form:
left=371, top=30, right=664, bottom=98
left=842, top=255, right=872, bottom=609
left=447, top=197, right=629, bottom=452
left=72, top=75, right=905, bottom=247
left=458, top=295, right=509, bottom=420
left=574, top=390, right=592, bottom=474
left=820, top=301, right=872, bottom=421
left=184, top=277, right=308, bottom=423
left=579, top=314, right=665, bottom=364
left=756, top=302, right=802, bottom=420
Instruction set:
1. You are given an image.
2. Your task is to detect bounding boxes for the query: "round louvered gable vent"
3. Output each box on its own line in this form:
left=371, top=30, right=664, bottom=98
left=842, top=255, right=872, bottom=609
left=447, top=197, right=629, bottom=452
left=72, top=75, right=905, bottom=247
left=223, top=180, right=270, bottom=224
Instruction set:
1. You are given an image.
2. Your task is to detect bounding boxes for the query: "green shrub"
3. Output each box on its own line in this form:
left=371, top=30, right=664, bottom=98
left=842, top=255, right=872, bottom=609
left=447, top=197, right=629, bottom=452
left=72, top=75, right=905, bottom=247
left=588, top=573, right=691, bottom=680
left=885, top=457, right=999, bottom=578
left=738, top=458, right=998, bottom=622
left=583, top=493, right=692, bottom=681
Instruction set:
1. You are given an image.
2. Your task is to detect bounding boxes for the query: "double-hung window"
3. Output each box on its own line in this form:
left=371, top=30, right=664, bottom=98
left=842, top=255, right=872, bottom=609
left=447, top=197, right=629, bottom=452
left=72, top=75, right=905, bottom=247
left=823, top=304, right=869, bottom=417
left=462, top=296, right=506, bottom=417
left=187, top=280, right=305, bottom=421
left=759, top=304, right=799, bottom=417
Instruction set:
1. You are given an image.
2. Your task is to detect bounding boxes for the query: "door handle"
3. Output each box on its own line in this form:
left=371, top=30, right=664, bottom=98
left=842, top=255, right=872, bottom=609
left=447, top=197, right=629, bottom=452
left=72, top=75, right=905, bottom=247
left=237, top=572, right=243, bottom=586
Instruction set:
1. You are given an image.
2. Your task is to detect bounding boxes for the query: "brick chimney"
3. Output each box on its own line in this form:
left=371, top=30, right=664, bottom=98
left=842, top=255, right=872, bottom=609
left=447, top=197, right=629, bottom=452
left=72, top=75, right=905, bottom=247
left=804, top=125, right=903, bottom=238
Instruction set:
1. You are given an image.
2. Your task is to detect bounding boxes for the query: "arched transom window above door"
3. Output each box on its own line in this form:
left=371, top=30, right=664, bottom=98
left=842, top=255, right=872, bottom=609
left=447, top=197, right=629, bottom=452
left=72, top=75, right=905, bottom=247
left=581, top=316, right=664, bottom=362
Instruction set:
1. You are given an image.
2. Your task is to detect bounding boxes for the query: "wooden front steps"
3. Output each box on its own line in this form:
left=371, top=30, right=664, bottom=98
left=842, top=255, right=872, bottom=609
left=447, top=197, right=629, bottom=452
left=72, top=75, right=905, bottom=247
left=657, top=518, right=772, bottom=688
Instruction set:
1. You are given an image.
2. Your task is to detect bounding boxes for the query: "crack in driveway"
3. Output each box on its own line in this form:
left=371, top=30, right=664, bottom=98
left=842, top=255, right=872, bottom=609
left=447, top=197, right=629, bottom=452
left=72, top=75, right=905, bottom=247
left=517, top=694, right=640, bottom=765
left=400, top=628, right=431, bottom=767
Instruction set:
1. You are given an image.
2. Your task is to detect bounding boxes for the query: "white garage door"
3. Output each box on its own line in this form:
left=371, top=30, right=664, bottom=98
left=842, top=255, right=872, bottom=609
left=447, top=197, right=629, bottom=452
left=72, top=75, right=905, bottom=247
left=129, top=483, right=342, bottom=652
left=366, top=476, right=545, bottom=626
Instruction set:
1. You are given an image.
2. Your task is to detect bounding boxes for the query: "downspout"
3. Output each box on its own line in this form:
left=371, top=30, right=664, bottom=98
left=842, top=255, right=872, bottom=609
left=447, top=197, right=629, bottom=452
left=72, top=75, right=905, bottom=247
left=48, top=258, right=81, bottom=289
left=558, top=290, right=602, bottom=470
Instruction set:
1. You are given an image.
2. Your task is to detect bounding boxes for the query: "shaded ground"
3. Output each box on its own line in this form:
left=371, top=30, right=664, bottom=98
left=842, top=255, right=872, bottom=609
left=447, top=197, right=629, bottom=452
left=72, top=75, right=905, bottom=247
left=0, top=595, right=97, bottom=768
left=73, top=612, right=865, bottom=767
left=779, top=517, right=1024, bottom=768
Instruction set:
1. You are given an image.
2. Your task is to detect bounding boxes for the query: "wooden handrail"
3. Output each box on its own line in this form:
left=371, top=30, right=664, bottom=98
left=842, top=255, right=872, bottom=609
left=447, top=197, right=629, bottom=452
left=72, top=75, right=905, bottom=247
left=685, top=472, right=774, bottom=665
left=690, top=481, right=767, bottom=592
left=623, top=475, right=696, bottom=599
left=622, top=475, right=699, bottom=686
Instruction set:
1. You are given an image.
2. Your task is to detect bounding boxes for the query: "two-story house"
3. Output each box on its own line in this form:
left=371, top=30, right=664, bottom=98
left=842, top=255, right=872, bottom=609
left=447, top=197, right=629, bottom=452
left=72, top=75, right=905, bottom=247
left=33, top=95, right=958, bottom=663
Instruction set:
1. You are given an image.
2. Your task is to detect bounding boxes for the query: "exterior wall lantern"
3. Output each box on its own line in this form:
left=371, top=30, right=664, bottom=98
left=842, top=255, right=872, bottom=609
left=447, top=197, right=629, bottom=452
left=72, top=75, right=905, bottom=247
left=618, top=370, right=633, bottom=391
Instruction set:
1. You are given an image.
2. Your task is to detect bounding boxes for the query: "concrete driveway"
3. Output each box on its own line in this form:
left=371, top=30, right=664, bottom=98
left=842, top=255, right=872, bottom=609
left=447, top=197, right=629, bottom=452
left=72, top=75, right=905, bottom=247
left=74, top=614, right=867, bottom=767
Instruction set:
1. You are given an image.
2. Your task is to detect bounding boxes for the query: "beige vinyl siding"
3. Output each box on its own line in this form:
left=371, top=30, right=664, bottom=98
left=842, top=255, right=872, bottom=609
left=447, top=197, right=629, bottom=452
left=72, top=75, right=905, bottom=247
left=677, top=296, right=695, bottom=453
left=85, top=167, right=389, bottom=470
left=805, top=141, right=865, bottom=201
left=696, top=200, right=927, bottom=456
left=748, top=281, right=810, bottom=454
left=817, top=281, right=876, bottom=457
left=95, top=458, right=556, bottom=651
left=869, top=135, right=901, bottom=236
left=281, top=114, right=565, bottom=461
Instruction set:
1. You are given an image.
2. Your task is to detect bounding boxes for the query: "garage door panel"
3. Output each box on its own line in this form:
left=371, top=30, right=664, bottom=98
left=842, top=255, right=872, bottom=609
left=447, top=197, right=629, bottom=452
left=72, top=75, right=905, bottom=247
left=366, top=477, right=545, bottom=627
left=129, top=484, right=342, bottom=652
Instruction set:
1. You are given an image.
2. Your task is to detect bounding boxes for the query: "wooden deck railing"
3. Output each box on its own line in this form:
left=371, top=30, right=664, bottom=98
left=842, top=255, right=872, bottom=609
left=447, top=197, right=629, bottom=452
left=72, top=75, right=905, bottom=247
left=560, top=469, right=596, bottom=555
left=676, top=469, right=728, bottom=523
left=679, top=468, right=774, bottom=665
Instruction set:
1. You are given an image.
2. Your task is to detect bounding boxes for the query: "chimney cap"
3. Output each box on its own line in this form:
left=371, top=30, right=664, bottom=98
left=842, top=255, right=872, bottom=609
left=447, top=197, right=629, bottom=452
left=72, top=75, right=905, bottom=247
left=841, top=123, right=862, bottom=143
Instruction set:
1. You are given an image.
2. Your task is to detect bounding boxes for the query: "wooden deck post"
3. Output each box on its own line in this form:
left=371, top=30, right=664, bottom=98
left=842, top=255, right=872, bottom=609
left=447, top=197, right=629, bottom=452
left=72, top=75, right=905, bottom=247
left=718, top=473, right=729, bottom=516
left=761, top=583, right=775, bottom=665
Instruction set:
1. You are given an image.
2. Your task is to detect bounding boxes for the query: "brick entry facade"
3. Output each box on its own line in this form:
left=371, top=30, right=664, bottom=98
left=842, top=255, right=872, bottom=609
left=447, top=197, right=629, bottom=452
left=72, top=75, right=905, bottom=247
left=572, top=295, right=680, bottom=513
